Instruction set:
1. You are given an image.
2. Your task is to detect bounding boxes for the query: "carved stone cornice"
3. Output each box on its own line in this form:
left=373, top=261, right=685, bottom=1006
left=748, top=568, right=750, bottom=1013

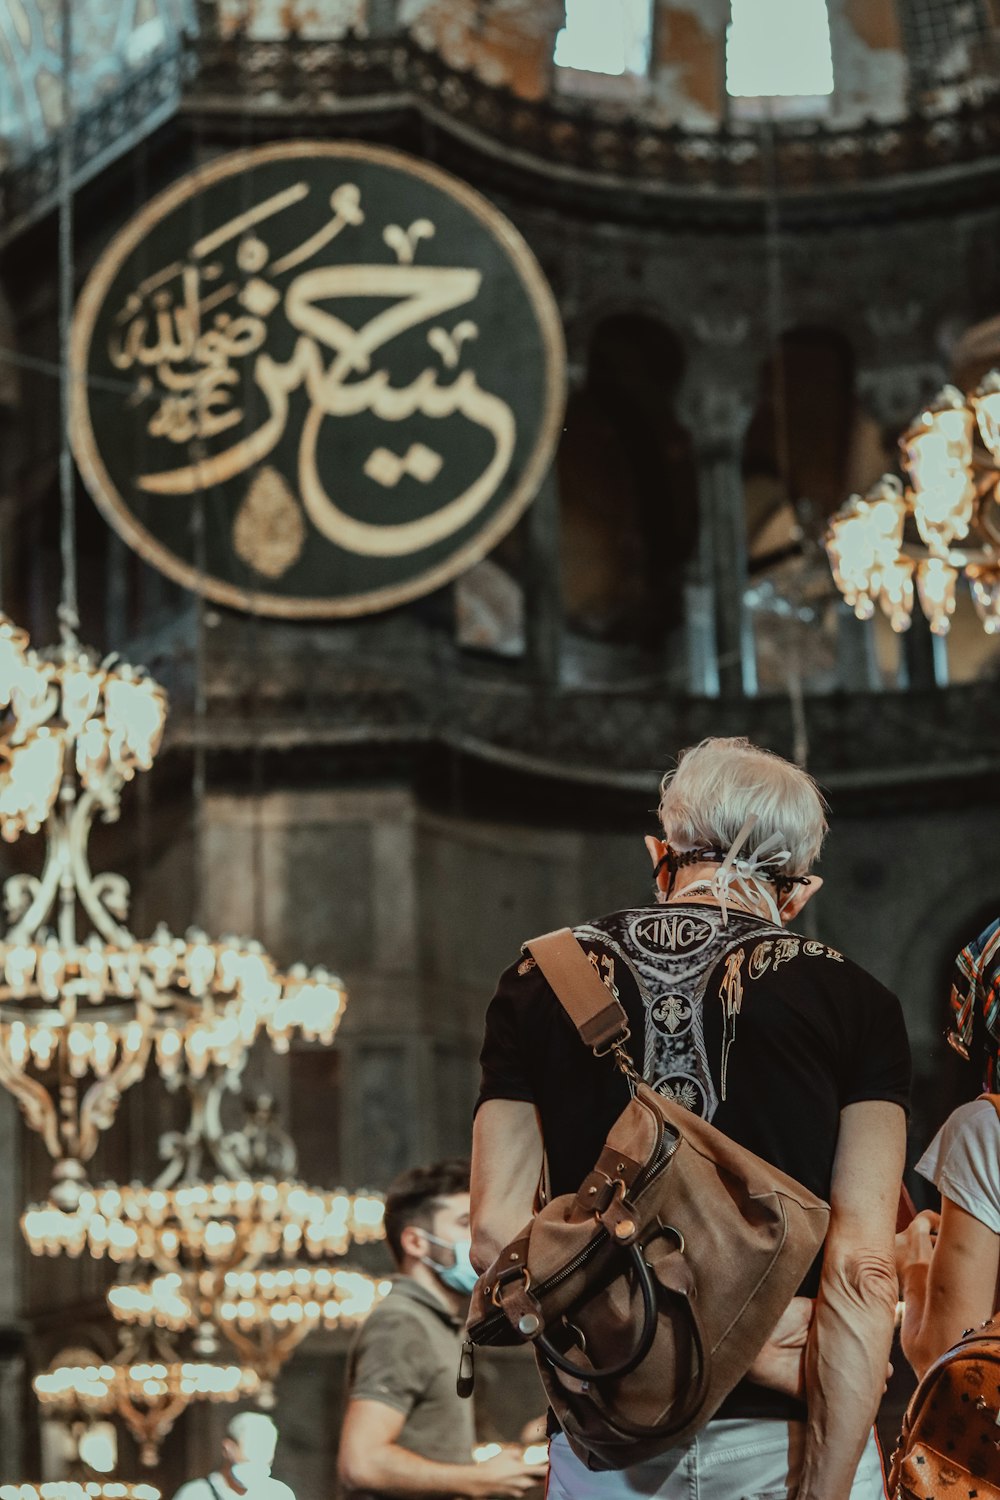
left=155, top=626, right=1000, bottom=796
left=7, top=29, right=1000, bottom=247
left=184, top=31, right=1000, bottom=228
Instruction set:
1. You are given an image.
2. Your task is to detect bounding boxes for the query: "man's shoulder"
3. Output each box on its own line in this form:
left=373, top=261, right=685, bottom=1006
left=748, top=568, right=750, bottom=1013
left=357, top=1281, right=445, bottom=1334
left=171, top=1480, right=212, bottom=1500
left=509, top=910, right=649, bottom=980
left=741, top=928, right=894, bottom=993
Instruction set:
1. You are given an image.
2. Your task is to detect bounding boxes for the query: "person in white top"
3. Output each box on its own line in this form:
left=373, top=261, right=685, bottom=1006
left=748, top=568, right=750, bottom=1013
left=171, top=1412, right=296, bottom=1500
left=896, top=919, right=1000, bottom=1376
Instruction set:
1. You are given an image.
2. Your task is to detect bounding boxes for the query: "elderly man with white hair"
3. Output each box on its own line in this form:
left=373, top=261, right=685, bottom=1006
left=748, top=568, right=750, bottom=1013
left=171, top=1412, right=295, bottom=1500
left=471, top=736, right=911, bottom=1500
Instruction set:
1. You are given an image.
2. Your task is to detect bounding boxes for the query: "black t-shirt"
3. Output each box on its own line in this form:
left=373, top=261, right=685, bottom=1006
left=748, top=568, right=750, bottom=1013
left=475, top=901, right=911, bottom=1422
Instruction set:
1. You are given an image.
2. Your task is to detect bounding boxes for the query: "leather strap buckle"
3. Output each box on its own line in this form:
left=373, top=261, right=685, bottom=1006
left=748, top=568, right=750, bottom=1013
left=592, top=1025, right=631, bottom=1058
left=491, top=1265, right=532, bottom=1309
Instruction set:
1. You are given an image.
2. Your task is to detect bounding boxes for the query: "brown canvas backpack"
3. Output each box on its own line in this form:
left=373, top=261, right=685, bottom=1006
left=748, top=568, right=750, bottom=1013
left=888, top=1316, right=1000, bottom=1499
left=461, top=927, right=831, bottom=1471
left=888, top=1095, right=1000, bottom=1499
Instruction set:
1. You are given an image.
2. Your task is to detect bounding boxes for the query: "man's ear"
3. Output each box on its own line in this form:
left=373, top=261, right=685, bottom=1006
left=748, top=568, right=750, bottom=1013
left=782, top=875, right=823, bottom=923
left=399, top=1223, right=429, bottom=1264
left=645, top=836, right=670, bottom=894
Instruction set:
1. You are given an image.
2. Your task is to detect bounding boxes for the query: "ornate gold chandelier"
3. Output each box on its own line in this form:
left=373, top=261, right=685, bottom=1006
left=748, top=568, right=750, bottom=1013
left=108, top=1264, right=391, bottom=1388
left=0, top=617, right=346, bottom=1210
left=25, top=1076, right=386, bottom=1449
left=825, top=375, right=1000, bottom=635
left=33, top=1341, right=262, bottom=1467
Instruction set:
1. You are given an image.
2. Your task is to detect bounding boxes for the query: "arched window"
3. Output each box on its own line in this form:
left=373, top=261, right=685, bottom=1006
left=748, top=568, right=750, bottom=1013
left=557, top=314, right=696, bottom=668
left=553, top=0, right=653, bottom=78
left=726, top=0, right=833, bottom=117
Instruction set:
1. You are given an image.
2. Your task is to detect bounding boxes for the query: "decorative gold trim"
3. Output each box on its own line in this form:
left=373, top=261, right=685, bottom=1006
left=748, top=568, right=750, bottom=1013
left=70, top=140, right=567, bottom=618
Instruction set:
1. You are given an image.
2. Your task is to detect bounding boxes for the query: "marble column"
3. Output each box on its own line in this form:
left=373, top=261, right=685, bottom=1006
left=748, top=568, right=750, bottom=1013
left=678, top=381, right=756, bottom=698
left=523, top=468, right=562, bottom=684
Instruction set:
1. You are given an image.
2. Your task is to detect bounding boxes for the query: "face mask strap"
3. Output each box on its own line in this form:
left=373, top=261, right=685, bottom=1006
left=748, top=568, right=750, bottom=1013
left=653, top=819, right=811, bottom=924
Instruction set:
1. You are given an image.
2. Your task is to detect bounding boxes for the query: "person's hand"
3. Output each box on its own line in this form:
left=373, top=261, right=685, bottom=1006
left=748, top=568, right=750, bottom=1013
left=518, top=1415, right=547, bottom=1446
left=895, top=1209, right=940, bottom=1280
left=746, top=1295, right=814, bottom=1399
left=466, top=1449, right=548, bottom=1497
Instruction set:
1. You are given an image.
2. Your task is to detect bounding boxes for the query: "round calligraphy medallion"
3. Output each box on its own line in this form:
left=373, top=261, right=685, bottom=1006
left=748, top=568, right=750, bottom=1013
left=70, top=141, right=566, bottom=617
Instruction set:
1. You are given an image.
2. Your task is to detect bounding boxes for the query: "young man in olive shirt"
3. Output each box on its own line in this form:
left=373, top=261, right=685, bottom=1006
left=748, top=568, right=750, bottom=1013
left=338, top=1159, right=545, bottom=1499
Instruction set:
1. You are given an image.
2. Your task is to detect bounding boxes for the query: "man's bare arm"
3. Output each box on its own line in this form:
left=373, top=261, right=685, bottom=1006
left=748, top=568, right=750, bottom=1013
left=470, top=1099, right=544, bottom=1272
left=796, top=1100, right=905, bottom=1500
left=337, top=1399, right=545, bottom=1498
left=898, top=1198, right=999, bottom=1378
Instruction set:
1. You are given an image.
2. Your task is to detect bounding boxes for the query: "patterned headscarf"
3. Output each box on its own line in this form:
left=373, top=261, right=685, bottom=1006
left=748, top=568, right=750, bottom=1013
left=948, top=917, right=1000, bottom=1090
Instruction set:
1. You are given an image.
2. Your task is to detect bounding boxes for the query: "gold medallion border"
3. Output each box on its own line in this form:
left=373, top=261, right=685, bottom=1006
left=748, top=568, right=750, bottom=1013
left=70, top=140, right=567, bottom=619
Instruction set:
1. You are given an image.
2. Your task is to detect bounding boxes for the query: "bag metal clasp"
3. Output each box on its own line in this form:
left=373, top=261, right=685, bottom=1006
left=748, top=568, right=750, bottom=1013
left=491, top=1265, right=531, bottom=1309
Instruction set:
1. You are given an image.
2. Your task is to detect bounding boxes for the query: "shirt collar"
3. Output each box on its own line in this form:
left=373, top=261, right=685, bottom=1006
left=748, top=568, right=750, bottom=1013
left=389, top=1275, right=463, bottom=1328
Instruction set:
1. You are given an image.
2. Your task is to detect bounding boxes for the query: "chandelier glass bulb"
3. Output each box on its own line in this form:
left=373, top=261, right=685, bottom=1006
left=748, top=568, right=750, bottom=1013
left=972, top=371, right=1000, bottom=462
left=902, top=386, right=975, bottom=487
left=968, top=566, right=1000, bottom=634
left=915, top=556, right=959, bottom=636
left=824, top=475, right=908, bottom=624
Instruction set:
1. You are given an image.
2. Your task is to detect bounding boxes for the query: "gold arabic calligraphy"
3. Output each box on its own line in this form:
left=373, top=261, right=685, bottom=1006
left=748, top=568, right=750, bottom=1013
left=107, top=180, right=517, bottom=563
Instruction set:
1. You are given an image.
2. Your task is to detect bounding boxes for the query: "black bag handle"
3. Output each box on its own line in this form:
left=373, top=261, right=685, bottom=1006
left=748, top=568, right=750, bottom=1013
left=561, top=1282, right=712, bottom=1444
left=535, top=1242, right=659, bottom=1383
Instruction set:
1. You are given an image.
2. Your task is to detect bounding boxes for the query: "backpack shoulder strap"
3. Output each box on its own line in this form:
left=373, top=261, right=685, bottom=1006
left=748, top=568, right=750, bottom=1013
left=526, top=927, right=630, bottom=1054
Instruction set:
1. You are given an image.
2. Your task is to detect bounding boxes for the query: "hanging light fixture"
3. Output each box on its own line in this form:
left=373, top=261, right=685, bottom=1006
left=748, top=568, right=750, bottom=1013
left=32, top=1342, right=260, bottom=1467
left=107, top=1264, right=391, bottom=1392
left=0, top=618, right=347, bottom=1210
left=826, top=376, right=1000, bottom=635
left=21, top=1071, right=375, bottom=1249
left=23, top=1180, right=385, bottom=1264
left=24, top=1077, right=386, bottom=1415
left=0, top=1485, right=160, bottom=1500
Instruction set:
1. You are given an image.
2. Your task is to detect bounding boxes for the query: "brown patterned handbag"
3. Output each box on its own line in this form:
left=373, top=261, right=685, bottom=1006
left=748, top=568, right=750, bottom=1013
left=461, top=927, right=830, bottom=1471
left=888, top=1094, right=1000, bottom=1499
left=887, top=1317, right=1000, bottom=1498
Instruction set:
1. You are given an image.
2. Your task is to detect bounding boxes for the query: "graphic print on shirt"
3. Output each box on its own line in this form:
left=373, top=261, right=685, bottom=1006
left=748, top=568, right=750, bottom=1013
left=719, top=947, right=745, bottom=1100
left=576, top=909, right=779, bottom=1122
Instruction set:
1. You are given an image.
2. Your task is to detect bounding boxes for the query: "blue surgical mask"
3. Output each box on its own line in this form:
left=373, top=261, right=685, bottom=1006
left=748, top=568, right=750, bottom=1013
left=423, top=1233, right=478, bottom=1294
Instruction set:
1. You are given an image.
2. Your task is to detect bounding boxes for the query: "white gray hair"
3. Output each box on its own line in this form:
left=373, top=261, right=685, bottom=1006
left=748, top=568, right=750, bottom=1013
left=227, top=1411, right=278, bottom=1462
left=658, top=737, right=827, bottom=876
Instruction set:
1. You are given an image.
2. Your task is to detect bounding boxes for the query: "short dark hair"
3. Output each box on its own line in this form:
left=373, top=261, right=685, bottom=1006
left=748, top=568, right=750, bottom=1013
left=383, top=1158, right=470, bottom=1268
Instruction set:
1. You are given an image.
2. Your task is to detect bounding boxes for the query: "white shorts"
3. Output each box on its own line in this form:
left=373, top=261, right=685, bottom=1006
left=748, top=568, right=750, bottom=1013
left=546, top=1420, right=886, bottom=1500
